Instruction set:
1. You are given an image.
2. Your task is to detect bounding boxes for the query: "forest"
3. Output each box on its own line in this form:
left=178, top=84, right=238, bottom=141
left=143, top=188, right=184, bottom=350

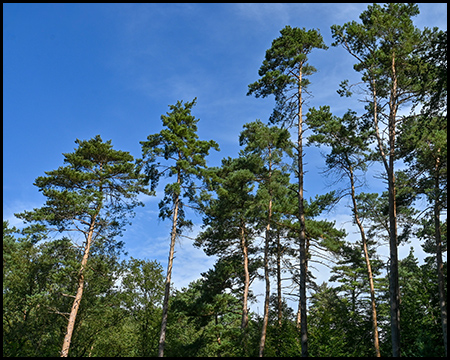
left=3, top=3, right=447, bottom=357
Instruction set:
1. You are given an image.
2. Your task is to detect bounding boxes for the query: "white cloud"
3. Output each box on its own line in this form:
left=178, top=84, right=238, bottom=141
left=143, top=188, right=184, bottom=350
left=171, top=235, right=218, bottom=290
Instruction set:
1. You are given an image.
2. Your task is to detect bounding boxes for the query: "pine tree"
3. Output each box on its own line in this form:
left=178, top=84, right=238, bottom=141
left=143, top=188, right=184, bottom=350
left=307, top=106, right=381, bottom=356
left=15, top=135, right=150, bottom=357
left=247, top=25, right=328, bottom=356
left=139, top=98, right=219, bottom=357
left=195, top=154, right=260, bottom=355
left=331, top=4, right=429, bottom=355
left=398, top=28, right=447, bottom=356
left=239, top=120, right=292, bottom=356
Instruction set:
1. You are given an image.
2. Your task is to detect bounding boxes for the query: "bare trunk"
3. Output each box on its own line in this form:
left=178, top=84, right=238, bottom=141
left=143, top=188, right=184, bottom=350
left=276, top=231, right=282, bottom=327
left=240, top=222, right=250, bottom=355
left=158, top=173, right=181, bottom=357
left=388, top=54, right=400, bottom=358
left=259, top=157, right=273, bottom=357
left=297, top=65, right=308, bottom=357
left=61, top=217, right=97, bottom=357
left=371, top=60, right=400, bottom=356
left=241, top=223, right=250, bottom=330
left=349, top=164, right=381, bottom=357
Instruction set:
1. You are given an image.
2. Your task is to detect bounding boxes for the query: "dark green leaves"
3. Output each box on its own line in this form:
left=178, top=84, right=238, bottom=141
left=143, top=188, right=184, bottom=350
left=139, top=98, right=219, bottom=228
left=16, top=135, right=150, bottom=238
left=247, top=26, right=327, bottom=121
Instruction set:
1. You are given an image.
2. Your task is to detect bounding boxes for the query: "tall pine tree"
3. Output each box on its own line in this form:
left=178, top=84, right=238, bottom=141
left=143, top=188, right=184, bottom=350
left=139, top=98, right=219, bottom=357
left=331, top=4, right=430, bottom=355
left=307, top=106, right=381, bottom=356
left=16, top=135, right=150, bottom=357
left=247, top=26, right=328, bottom=356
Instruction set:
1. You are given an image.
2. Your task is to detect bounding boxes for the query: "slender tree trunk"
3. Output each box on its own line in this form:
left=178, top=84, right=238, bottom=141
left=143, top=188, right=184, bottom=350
left=259, top=157, right=273, bottom=357
left=61, top=217, right=97, bottom=357
left=434, top=155, right=447, bottom=356
left=296, top=65, right=308, bottom=357
left=240, top=224, right=250, bottom=331
left=158, top=173, right=180, bottom=357
left=240, top=222, right=250, bottom=355
left=276, top=230, right=283, bottom=356
left=387, top=54, right=400, bottom=357
left=276, top=231, right=282, bottom=327
left=349, top=164, right=381, bottom=357
left=371, top=64, right=400, bottom=356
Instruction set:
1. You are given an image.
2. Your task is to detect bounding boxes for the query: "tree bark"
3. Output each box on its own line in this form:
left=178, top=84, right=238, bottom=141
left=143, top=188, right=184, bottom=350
left=276, top=231, right=282, bottom=327
left=297, top=65, right=308, bottom=357
left=259, top=156, right=273, bottom=357
left=158, top=173, right=180, bottom=357
left=387, top=54, right=400, bottom=357
left=240, top=223, right=250, bottom=331
left=240, top=222, right=250, bottom=355
left=61, top=216, right=97, bottom=357
left=349, top=163, right=381, bottom=357
left=371, top=61, right=400, bottom=356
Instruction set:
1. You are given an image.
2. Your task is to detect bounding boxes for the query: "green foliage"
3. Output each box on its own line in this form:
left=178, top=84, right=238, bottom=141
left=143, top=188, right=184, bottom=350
left=397, top=249, right=446, bottom=356
left=247, top=25, right=327, bottom=126
left=195, top=155, right=259, bottom=257
left=4, top=4, right=447, bottom=357
left=117, top=258, right=165, bottom=356
left=9, top=136, right=152, bottom=356
left=398, top=115, right=447, bottom=206
left=139, top=98, right=219, bottom=229
left=309, top=282, right=377, bottom=357
left=331, top=3, right=422, bottom=91
left=3, top=224, right=105, bottom=356
left=16, top=135, right=150, bottom=239
left=251, top=296, right=301, bottom=357
left=307, top=106, right=375, bottom=173
left=414, top=28, right=447, bottom=118
left=3, top=222, right=167, bottom=357
left=165, top=273, right=243, bottom=357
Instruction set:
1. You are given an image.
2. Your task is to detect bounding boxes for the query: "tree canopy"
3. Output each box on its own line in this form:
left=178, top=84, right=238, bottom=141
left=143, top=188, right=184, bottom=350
left=4, top=4, right=446, bottom=358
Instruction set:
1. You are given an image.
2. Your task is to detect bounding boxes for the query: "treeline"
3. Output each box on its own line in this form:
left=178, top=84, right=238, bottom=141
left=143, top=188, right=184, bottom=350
left=3, top=3, right=447, bottom=357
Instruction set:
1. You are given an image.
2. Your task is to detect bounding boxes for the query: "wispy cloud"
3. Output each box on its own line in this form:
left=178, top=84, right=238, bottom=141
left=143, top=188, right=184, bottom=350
left=234, top=3, right=292, bottom=25
left=128, top=222, right=217, bottom=290
left=2, top=199, right=44, bottom=228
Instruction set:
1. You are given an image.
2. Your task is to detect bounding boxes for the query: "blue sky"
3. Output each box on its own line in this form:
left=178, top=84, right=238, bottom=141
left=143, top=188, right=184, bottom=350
left=3, top=3, right=447, bottom=311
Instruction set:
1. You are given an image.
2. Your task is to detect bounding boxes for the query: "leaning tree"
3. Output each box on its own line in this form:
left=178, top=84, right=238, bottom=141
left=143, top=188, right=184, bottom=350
left=16, top=135, right=150, bottom=357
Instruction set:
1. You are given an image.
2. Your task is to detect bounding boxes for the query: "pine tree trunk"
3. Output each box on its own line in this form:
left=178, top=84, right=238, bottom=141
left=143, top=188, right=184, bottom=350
left=349, top=164, right=381, bottom=357
left=240, top=222, right=250, bottom=355
left=371, top=66, right=400, bottom=357
left=276, top=231, right=282, bottom=327
left=388, top=54, right=400, bottom=357
left=297, top=65, right=308, bottom=357
left=61, top=217, right=96, bottom=357
left=241, top=223, right=250, bottom=331
left=259, top=165, right=272, bottom=357
left=158, top=174, right=180, bottom=357
left=388, top=151, right=400, bottom=358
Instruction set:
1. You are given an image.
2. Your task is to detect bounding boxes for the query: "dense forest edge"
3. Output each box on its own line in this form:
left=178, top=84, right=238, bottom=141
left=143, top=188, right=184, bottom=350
left=3, top=4, right=447, bottom=357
